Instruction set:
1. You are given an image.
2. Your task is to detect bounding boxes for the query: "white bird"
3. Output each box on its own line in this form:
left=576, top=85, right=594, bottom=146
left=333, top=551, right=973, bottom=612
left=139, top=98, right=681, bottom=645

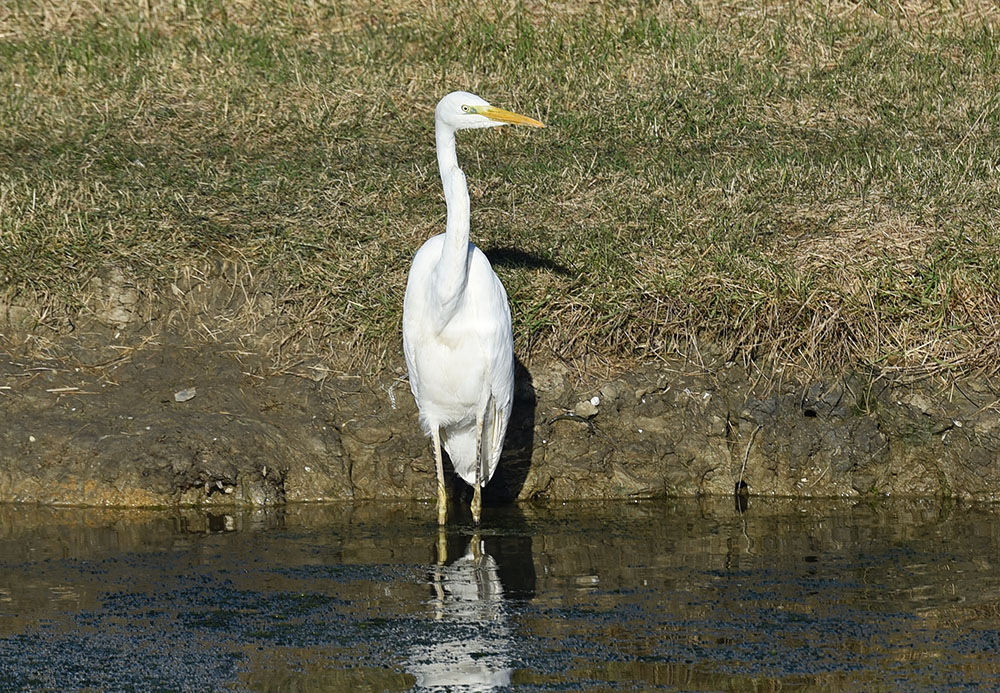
left=402, top=91, right=544, bottom=525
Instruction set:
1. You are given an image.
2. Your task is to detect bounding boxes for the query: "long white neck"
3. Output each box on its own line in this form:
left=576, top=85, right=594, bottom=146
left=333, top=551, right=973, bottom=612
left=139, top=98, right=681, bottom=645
left=431, top=121, right=472, bottom=330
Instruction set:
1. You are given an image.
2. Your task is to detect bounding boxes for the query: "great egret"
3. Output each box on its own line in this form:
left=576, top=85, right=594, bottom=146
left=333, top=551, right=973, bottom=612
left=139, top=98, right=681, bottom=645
left=402, top=91, right=544, bottom=525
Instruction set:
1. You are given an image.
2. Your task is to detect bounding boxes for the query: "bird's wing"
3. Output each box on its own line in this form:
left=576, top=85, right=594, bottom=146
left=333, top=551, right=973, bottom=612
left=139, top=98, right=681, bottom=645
left=402, top=300, right=420, bottom=404
left=487, top=295, right=514, bottom=420
left=471, top=249, right=515, bottom=479
left=402, top=234, right=447, bottom=405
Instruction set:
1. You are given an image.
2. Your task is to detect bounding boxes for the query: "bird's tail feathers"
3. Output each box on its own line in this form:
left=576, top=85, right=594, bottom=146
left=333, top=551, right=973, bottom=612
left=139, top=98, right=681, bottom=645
left=440, top=423, right=479, bottom=487
left=483, top=396, right=507, bottom=483
left=441, top=398, right=506, bottom=488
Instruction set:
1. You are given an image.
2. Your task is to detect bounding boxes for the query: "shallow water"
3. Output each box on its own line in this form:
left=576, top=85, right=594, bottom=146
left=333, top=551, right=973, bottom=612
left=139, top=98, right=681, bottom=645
left=1, top=498, right=1000, bottom=691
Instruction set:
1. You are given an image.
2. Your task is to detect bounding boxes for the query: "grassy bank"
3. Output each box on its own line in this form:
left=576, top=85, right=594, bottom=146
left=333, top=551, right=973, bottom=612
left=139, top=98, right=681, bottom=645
left=1, top=1, right=998, bottom=377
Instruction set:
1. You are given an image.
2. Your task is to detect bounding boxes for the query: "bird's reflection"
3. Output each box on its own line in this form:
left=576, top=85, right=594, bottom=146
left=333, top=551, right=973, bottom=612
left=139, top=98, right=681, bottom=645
left=407, top=526, right=533, bottom=691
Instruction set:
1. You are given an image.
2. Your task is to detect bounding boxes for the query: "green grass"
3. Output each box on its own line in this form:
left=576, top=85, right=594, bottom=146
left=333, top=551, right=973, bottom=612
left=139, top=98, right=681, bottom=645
left=1, top=1, right=999, bottom=378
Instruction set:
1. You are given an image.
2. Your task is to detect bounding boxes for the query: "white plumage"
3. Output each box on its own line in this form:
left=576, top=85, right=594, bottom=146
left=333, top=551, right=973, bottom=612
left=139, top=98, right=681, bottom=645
left=402, top=91, right=543, bottom=525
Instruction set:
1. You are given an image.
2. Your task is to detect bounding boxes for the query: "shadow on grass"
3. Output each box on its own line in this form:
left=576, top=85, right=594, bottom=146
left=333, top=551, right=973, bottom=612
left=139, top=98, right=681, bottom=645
left=484, top=246, right=572, bottom=275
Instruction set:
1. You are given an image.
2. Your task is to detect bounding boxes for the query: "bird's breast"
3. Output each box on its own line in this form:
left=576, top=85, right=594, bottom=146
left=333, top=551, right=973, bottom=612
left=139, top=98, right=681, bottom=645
left=410, top=325, right=490, bottom=405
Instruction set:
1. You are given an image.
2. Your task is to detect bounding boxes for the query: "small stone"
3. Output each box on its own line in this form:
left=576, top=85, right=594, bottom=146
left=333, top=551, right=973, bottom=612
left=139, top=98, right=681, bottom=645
left=174, top=387, right=197, bottom=402
left=708, top=415, right=727, bottom=436
left=574, top=400, right=598, bottom=418
left=600, top=381, right=623, bottom=402
left=590, top=396, right=600, bottom=407
left=901, top=392, right=933, bottom=414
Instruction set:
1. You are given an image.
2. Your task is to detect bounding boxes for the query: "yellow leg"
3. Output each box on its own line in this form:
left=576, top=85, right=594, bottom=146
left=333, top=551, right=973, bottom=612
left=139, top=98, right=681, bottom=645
left=469, top=532, right=486, bottom=597
left=472, top=481, right=482, bottom=526
left=433, top=427, right=448, bottom=525
left=436, top=524, right=448, bottom=564
left=432, top=525, right=447, bottom=619
left=471, top=413, right=484, bottom=526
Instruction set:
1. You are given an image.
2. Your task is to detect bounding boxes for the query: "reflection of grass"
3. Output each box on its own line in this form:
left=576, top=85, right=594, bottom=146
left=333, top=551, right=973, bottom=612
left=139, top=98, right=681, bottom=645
left=2, top=2, right=998, bottom=378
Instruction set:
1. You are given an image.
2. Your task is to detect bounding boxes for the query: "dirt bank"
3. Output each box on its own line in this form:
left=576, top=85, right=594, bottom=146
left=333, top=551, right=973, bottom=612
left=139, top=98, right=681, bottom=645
left=2, top=321, right=998, bottom=507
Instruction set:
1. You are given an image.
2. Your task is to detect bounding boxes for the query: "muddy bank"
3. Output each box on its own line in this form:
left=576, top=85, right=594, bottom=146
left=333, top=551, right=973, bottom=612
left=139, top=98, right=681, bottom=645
left=1, top=324, right=999, bottom=506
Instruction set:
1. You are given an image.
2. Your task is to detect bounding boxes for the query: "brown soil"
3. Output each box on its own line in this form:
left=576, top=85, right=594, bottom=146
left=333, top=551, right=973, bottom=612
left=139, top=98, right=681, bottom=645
left=2, top=311, right=999, bottom=508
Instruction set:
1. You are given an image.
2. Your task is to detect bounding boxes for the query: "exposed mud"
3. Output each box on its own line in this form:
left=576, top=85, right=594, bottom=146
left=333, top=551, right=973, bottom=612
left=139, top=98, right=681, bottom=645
left=2, top=316, right=998, bottom=506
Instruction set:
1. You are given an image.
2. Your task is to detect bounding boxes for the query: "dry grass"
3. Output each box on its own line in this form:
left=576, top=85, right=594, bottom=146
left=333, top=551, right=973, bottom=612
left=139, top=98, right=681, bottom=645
left=1, top=0, right=999, bottom=378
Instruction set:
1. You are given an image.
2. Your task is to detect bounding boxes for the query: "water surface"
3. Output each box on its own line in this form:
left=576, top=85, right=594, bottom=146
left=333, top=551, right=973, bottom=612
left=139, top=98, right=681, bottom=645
left=1, top=498, right=999, bottom=690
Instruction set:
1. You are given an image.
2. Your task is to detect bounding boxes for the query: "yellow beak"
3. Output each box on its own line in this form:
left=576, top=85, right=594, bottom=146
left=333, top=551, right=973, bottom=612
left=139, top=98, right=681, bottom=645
left=480, top=105, right=545, bottom=128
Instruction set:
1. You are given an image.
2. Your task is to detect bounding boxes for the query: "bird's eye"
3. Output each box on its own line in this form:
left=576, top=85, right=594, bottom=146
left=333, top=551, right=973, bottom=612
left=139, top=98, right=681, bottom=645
left=461, top=105, right=470, bottom=113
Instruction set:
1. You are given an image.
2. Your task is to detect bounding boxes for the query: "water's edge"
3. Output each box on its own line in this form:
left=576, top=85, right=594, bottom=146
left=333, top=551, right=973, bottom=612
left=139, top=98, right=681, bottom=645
left=1, top=337, right=998, bottom=506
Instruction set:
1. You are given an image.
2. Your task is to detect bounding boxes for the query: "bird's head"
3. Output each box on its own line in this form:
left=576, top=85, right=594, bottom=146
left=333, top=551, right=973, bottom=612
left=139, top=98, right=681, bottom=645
left=435, top=91, right=544, bottom=132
